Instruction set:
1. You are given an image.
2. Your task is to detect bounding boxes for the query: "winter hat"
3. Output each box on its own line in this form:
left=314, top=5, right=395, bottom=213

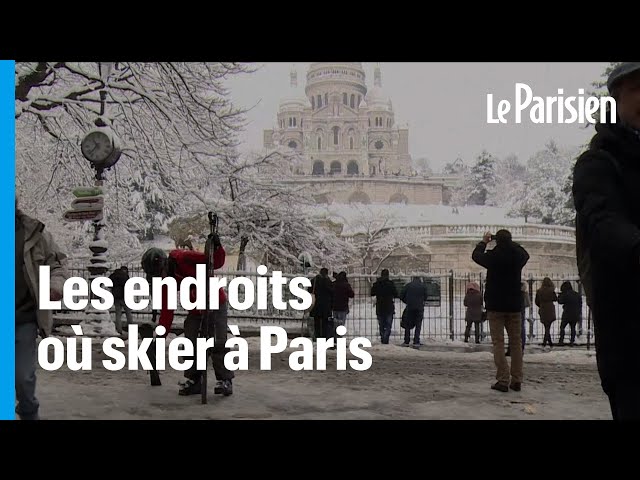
left=608, top=62, right=640, bottom=94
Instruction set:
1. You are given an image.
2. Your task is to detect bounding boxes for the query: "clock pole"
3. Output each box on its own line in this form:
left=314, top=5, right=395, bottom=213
left=77, top=62, right=123, bottom=335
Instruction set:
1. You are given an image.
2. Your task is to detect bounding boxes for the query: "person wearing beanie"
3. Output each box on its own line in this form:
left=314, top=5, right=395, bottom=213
left=573, top=61, right=640, bottom=420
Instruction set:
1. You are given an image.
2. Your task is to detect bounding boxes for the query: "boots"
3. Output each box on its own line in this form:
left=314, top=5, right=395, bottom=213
left=464, top=324, right=471, bottom=343
left=179, top=378, right=201, bottom=396
left=214, top=379, right=233, bottom=396
left=491, top=382, right=508, bottom=392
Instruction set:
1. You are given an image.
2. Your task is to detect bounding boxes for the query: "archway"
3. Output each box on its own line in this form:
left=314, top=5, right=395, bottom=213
left=347, top=160, right=359, bottom=175
left=312, top=160, right=325, bottom=175
left=348, top=191, right=371, bottom=204
left=389, top=193, right=409, bottom=204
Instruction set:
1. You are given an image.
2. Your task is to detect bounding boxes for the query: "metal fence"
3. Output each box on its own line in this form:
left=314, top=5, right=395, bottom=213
left=59, top=266, right=592, bottom=346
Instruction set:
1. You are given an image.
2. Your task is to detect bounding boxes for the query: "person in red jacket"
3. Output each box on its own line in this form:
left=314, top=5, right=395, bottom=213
left=156, top=234, right=234, bottom=397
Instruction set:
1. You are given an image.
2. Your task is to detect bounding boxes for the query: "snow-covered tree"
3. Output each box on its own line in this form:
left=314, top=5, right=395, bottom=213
left=558, top=171, right=577, bottom=227
left=338, top=205, right=430, bottom=275
left=15, top=62, right=254, bottom=258
left=462, top=150, right=497, bottom=206
left=508, top=140, right=577, bottom=225
left=412, top=157, right=433, bottom=176
left=443, top=157, right=466, bottom=175
left=493, top=153, right=527, bottom=209
left=166, top=149, right=356, bottom=271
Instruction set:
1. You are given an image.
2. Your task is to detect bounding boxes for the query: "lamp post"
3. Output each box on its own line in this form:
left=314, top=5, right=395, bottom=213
left=77, top=62, right=122, bottom=333
left=81, top=63, right=121, bottom=284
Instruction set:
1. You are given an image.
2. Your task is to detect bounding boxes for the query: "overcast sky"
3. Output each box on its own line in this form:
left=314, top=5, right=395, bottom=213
left=224, top=62, right=609, bottom=171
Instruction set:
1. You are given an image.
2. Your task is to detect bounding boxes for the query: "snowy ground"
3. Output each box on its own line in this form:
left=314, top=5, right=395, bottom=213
left=33, top=336, right=611, bottom=420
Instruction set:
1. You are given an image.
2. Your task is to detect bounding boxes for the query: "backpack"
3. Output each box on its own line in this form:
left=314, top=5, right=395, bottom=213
left=575, top=149, right=622, bottom=308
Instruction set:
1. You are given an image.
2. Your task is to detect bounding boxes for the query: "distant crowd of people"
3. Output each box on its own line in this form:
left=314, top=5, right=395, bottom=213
left=308, top=267, right=432, bottom=349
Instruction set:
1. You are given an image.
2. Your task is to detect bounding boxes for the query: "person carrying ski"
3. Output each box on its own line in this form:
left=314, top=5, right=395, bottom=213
left=145, top=234, right=234, bottom=396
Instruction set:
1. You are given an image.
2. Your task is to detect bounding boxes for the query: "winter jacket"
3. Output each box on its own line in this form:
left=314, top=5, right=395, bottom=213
left=158, top=247, right=226, bottom=332
left=16, top=211, right=69, bottom=336
left=573, top=116, right=640, bottom=385
left=109, top=268, right=129, bottom=300
left=535, top=282, right=558, bottom=326
left=309, top=274, right=334, bottom=318
left=371, top=277, right=398, bottom=315
left=401, top=279, right=427, bottom=311
left=332, top=279, right=354, bottom=312
left=464, top=290, right=483, bottom=323
left=472, top=241, right=530, bottom=312
left=558, top=284, right=582, bottom=325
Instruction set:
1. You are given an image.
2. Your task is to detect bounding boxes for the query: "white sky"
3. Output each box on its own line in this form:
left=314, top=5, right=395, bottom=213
left=224, top=62, right=609, bottom=171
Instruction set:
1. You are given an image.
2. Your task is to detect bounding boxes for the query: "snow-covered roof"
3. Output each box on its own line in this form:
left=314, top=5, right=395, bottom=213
left=365, top=85, right=392, bottom=111
left=303, top=204, right=531, bottom=236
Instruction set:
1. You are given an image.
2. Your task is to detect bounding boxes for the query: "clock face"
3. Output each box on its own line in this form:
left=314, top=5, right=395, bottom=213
left=81, top=130, right=114, bottom=164
left=375, top=140, right=384, bottom=150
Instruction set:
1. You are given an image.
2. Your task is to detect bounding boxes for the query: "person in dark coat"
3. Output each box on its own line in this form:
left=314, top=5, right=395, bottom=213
left=400, top=277, right=427, bottom=347
left=309, top=268, right=334, bottom=341
left=332, top=271, right=354, bottom=328
left=371, top=269, right=398, bottom=344
left=463, top=282, right=483, bottom=344
left=572, top=62, right=640, bottom=420
left=109, top=266, right=133, bottom=335
left=472, top=229, right=530, bottom=393
left=535, top=277, right=557, bottom=347
left=557, top=281, right=582, bottom=346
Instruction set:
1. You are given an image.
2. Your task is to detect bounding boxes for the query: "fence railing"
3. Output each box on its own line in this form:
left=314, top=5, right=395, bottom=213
left=342, top=224, right=576, bottom=242
left=57, top=267, right=592, bottom=347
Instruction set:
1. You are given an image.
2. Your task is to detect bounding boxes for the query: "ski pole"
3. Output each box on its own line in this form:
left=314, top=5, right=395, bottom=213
left=202, top=211, right=218, bottom=404
left=149, top=309, right=161, bottom=386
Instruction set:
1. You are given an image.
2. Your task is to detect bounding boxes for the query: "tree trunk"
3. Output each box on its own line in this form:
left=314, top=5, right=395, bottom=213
left=236, top=236, right=249, bottom=270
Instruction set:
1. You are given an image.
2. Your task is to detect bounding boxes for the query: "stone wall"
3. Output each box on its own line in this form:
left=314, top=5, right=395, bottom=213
left=282, top=177, right=445, bottom=205
left=345, top=223, right=578, bottom=276
left=370, top=238, right=577, bottom=277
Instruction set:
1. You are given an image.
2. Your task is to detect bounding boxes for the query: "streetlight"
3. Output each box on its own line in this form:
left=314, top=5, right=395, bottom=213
left=98, top=62, right=114, bottom=117
left=79, top=64, right=122, bottom=283
left=65, top=62, right=123, bottom=334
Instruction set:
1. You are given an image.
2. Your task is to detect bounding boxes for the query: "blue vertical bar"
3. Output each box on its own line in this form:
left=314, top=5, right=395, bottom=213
left=0, top=60, right=15, bottom=420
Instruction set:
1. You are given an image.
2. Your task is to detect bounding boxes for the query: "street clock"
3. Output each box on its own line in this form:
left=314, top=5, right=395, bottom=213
left=80, top=127, right=122, bottom=170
